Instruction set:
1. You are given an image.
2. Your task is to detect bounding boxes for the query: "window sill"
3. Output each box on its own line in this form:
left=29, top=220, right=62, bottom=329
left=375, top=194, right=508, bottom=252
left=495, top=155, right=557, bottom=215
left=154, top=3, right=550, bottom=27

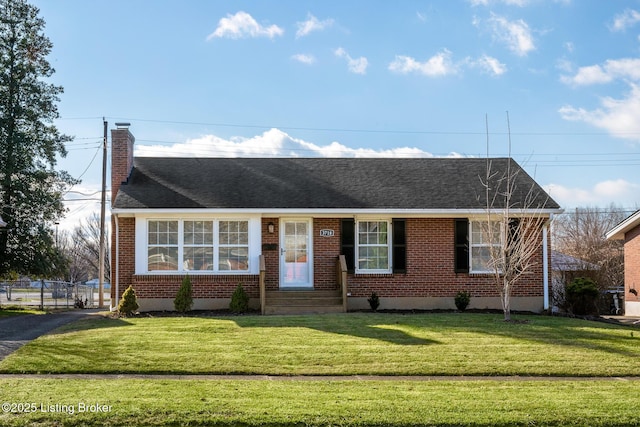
left=354, top=272, right=394, bottom=278
left=140, top=271, right=255, bottom=276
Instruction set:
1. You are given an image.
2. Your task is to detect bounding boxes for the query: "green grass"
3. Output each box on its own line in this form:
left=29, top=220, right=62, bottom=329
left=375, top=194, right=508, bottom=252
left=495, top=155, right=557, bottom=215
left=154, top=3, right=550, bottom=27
left=0, top=307, right=44, bottom=318
left=0, top=378, right=638, bottom=426
left=1, top=313, right=638, bottom=376
left=1, top=312, right=639, bottom=426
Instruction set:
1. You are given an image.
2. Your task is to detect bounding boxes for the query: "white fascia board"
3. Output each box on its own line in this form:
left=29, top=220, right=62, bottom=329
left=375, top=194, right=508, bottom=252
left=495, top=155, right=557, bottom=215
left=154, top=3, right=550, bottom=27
left=606, top=210, right=640, bottom=241
left=112, top=207, right=562, bottom=218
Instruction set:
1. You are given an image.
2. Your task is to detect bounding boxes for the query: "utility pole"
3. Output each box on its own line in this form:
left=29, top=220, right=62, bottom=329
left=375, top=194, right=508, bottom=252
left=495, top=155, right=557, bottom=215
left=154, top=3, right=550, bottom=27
left=98, top=119, right=107, bottom=308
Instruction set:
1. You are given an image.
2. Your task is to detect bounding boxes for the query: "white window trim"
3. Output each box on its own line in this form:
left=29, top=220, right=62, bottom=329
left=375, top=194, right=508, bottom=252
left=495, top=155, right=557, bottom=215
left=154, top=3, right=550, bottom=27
left=135, top=216, right=260, bottom=275
left=355, top=219, right=392, bottom=274
left=469, top=219, right=504, bottom=274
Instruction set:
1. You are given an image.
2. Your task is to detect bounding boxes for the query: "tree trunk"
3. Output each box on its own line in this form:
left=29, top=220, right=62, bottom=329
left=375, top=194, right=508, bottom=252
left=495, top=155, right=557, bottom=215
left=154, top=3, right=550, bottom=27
left=503, top=277, right=511, bottom=321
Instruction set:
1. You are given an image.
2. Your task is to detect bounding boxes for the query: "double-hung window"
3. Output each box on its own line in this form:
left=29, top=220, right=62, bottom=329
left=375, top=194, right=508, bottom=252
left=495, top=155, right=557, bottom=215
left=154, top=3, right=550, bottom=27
left=469, top=220, right=503, bottom=273
left=218, top=220, right=249, bottom=271
left=183, top=221, right=214, bottom=271
left=147, top=219, right=250, bottom=273
left=148, top=220, right=179, bottom=271
left=356, top=220, right=391, bottom=273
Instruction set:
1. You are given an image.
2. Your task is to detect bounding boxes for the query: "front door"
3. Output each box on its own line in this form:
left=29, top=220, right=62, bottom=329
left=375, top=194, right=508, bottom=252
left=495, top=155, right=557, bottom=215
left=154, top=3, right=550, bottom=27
left=280, top=219, right=313, bottom=288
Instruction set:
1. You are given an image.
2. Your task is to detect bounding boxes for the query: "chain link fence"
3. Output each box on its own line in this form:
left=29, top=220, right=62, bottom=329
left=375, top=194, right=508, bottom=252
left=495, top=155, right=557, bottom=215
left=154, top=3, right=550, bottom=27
left=0, top=280, right=110, bottom=309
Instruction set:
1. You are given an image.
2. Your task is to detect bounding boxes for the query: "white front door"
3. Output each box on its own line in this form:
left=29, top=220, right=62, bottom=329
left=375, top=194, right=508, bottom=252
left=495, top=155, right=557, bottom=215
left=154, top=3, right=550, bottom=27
left=280, top=219, right=313, bottom=288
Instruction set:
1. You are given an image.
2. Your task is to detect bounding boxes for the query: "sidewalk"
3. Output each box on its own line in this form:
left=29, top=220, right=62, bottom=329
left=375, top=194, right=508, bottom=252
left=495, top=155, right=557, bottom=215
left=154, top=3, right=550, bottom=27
left=599, top=315, right=640, bottom=326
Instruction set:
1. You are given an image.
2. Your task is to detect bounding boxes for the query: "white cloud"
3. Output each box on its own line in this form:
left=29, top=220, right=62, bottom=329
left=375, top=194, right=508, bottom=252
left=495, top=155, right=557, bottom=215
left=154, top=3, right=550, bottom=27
left=561, top=58, right=640, bottom=86
left=545, top=180, right=640, bottom=207
left=134, top=128, right=459, bottom=159
left=388, top=50, right=457, bottom=77
left=206, top=11, right=284, bottom=40
left=559, top=83, right=640, bottom=142
left=291, top=53, right=316, bottom=65
left=562, top=64, right=613, bottom=85
left=296, top=13, right=334, bottom=38
left=610, top=9, right=640, bottom=32
left=470, top=55, right=507, bottom=76
left=484, top=13, right=535, bottom=56
left=334, top=48, right=369, bottom=75
left=389, top=51, right=508, bottom=77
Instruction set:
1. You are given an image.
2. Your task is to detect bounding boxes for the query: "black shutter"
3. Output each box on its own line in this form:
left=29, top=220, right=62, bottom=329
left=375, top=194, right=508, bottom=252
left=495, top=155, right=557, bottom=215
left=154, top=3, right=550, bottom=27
left=454, top=219, right=469, bottom=273
left=341, top=219, right=355, bottom=273
left=392, top=219, right=406, bottom=274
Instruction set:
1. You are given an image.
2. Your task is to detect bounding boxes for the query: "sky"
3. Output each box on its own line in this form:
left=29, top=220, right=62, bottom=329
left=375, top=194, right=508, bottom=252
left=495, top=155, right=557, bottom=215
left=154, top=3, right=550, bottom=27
left=29, top=0, right=640, bottom=230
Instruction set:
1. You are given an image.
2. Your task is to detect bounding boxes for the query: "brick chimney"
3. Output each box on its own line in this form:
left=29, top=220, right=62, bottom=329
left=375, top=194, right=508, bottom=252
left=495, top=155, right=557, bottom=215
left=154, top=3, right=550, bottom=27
left=111, top=123, right=135, bottom=203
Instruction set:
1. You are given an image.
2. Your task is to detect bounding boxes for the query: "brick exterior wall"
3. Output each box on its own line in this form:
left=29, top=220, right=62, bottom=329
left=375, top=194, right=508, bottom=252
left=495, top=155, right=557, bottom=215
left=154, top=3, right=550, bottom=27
left=110, top=127, right=135, bottom=204
left=312, top=217, right=546, bottom=299
left=624, top=224, right=640, bottom=303
left=112, top=215, right=548, bottom=310
left=113, top=215, right=548, bottom=309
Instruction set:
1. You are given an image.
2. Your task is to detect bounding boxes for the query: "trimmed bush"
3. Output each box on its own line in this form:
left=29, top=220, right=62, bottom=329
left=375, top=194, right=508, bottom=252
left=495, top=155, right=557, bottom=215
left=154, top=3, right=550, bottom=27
left=367, top=292, right=380, bottom=311
left=229, top=283, right=249, bottom=313
left=454, top=290, right=471, bottom=311
left=117, top=285, right=139, bottom=316
left=174, top=275, right=193, bottom=313
left=566, top=277, right=599, bottom=315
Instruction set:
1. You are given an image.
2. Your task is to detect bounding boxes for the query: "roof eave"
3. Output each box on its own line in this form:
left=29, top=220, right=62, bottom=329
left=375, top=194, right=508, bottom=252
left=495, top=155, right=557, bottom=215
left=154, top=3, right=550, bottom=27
left=606, top=210, right=640, bottom=240
left=111, top=207, right=563, bottom=217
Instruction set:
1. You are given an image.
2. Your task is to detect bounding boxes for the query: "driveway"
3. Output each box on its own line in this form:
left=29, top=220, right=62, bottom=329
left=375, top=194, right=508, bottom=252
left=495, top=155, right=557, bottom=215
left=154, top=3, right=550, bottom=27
left=0, top=310, right=99, bottom=361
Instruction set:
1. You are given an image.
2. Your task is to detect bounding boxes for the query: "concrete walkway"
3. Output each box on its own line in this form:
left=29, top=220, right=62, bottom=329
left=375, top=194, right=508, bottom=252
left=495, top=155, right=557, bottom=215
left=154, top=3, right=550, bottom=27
left=0, top=309, right=100, bottom=361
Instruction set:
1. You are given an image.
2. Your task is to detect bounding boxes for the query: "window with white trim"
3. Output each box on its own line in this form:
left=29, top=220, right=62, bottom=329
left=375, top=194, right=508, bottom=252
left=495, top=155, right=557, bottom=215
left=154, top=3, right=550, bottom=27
left=147, top=219, right=249, bottom=273
left=356, top=220, right=391, bottom=273
left=469, top=220, right=503, bottom=273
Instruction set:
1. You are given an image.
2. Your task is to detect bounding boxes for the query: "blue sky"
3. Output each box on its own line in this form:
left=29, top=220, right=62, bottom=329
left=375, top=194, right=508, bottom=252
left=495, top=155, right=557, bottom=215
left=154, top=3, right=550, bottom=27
left=31, top=0, right=640, bottom=229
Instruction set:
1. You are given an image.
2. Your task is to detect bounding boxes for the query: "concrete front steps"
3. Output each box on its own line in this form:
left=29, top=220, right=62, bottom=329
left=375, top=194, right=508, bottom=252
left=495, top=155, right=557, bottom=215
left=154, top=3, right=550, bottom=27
left=264, top=289, right=345, bottom=315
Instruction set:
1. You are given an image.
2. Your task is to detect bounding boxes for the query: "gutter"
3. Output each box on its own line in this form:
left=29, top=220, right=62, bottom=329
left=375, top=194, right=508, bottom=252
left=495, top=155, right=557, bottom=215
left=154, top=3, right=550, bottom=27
left=543, top=222, right=549, bottom=311
left=112, top=214, right=120, bottom=311
left=111, top=207, right=564, bottom=217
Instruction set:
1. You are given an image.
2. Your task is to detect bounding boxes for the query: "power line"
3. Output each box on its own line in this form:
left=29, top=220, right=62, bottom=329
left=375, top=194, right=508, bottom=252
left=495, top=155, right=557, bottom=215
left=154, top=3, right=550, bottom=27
left=104, top=116, right=640, bottom=137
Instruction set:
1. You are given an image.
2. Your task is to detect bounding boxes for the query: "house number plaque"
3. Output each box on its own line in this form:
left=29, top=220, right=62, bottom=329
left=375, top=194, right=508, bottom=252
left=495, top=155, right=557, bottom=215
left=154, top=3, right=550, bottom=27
left=319, top=229, right=334, bottom=237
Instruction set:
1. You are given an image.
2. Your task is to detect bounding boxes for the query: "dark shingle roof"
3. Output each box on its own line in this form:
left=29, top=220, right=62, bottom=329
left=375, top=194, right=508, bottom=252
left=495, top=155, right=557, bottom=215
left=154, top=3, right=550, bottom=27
left=112, top=157, right=560, bottom=211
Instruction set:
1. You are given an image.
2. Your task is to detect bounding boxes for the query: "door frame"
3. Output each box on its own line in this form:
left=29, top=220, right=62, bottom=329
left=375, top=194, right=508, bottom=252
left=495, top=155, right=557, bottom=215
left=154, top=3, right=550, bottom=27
left=279, top=218, right=314, bottom=289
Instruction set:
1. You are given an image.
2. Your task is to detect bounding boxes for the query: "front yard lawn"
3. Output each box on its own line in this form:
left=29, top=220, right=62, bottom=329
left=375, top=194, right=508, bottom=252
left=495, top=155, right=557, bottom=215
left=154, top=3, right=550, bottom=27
left=1, top=312, right=639, bottom=426
left=1, top=312, right=637, bottom=376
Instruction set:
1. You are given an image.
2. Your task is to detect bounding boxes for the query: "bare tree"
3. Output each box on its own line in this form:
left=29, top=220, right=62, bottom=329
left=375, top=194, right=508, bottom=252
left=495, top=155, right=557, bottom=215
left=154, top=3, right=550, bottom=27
left=68, top=213, right=110, bottom=282
left=553, top=205, right=626, bottom=291
left=478, top=114, right=554, bottom=321
left=479, top=158, right=551, bottom=321
left=58, top=229, right=91, bottom=283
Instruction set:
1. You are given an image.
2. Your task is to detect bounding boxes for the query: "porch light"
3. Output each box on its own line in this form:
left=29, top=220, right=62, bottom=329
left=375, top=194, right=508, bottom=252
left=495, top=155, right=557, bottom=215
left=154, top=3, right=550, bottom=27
left=267, top=222, right=275, bottom=234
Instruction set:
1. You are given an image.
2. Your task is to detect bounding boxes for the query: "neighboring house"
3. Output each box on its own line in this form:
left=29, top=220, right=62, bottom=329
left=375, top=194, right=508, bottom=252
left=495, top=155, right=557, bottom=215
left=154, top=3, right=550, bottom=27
left=110, top=125, right=561, bottom=314
left=550, top=250, right=599, bottom=313
left=606, top=209, right=640, bottom=316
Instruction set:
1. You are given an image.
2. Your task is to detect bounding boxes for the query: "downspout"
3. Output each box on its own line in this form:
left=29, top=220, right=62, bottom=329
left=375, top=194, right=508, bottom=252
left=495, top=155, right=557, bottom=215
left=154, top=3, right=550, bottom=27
left=112, top=214, right=120, bottom=311
left=542, top=219, right=550, bottom=311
